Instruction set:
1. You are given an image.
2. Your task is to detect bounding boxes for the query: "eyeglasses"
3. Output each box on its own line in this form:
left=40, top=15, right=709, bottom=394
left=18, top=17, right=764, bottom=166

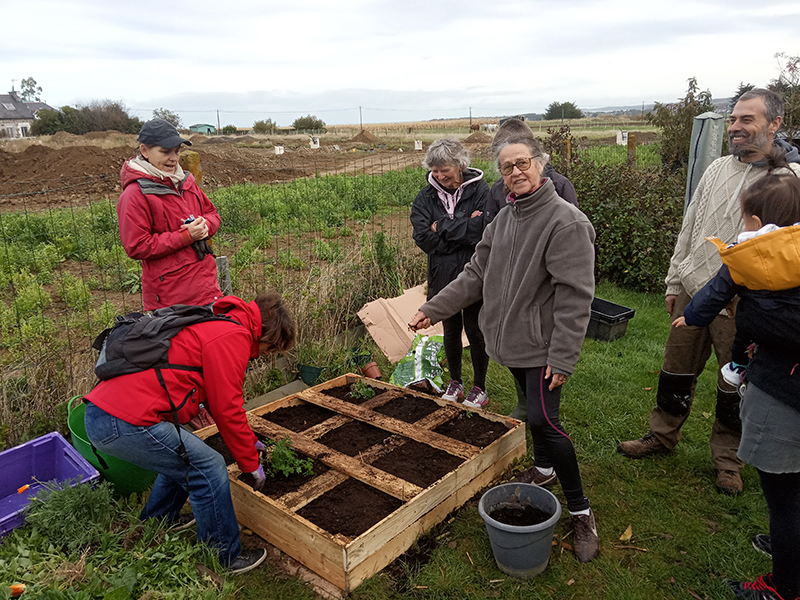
left=499, top=156, right=536, bottom=176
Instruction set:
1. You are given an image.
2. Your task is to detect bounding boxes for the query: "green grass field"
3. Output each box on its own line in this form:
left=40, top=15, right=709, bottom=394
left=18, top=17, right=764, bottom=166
left=1, top=282, right=769, bottom=599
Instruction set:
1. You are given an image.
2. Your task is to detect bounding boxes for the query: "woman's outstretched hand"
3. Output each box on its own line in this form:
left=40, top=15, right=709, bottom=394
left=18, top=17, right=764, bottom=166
left=408, top=310, right=431, bottom=332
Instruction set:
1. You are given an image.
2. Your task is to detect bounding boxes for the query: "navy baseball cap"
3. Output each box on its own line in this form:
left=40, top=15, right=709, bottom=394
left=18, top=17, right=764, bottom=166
left=138, top=119, right=191, bottom=148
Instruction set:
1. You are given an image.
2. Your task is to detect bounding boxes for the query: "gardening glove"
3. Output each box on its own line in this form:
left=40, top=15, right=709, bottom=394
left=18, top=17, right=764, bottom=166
left=254, top=440, right=267, bottom=452
left=250, top=465, right=266, bottom=491
left=192, top=238, right=214, bottom=261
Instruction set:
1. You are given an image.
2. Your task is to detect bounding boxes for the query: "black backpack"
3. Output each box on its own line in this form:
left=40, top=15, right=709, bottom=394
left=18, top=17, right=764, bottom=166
left=92, top=304, right=239, bottom=381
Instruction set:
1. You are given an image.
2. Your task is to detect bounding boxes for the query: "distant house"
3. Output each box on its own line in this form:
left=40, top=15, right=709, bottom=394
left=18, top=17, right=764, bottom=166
left=190, top=124, right=216, bottom=134
left=0, top=91, right=34, bottom=138
left=24, top=101, right=57, bottom=117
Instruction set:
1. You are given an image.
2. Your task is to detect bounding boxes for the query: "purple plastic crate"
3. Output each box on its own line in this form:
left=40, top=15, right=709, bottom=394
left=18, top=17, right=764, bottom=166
left=0, top=431, right=99, bottom=538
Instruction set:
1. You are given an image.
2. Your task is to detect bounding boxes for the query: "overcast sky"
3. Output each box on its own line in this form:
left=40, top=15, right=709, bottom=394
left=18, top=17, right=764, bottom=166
left=3, top=0, right=799, bottom=127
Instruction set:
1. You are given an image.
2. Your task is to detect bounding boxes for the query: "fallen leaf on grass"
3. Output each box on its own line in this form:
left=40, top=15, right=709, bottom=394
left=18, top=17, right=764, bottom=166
left=643, top=387, right=653, bottom=391
left=687, top=589, right=704, bottom=600
left=415, top=586, right=428, bottom=589
left=489, top=579, right=505, bottom=584
left=466, top=551, right=474, bottom=565
left=561, top=542, right=573, bottom=552
left=702, top=412, right=711, bottom=419
left=448, top=541, right=458, bottom=549
left=567, top=579, right=575, bottom=586
left=619, top=524, right=633, bottom=542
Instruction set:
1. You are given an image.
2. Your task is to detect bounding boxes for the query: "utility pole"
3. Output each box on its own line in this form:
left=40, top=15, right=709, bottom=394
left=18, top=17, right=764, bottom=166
left=216, top=109, right=221, bottom=133
left=469, top=107, right=472, bottom=127
left=359, top=106, right=363, bottom=130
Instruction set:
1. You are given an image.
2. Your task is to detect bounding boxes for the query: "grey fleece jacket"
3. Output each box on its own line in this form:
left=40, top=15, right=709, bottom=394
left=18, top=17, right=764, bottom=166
left=420, top=178, right=596, bottom=374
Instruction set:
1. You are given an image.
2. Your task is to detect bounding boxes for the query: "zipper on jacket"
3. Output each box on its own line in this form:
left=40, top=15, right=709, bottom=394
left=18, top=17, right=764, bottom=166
left=495, top=204, right=520, bottom=364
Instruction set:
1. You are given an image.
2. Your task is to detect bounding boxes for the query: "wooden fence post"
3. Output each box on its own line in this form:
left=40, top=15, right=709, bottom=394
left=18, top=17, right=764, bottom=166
left=564, top=139, right=572, bottom=167
left=216, top=256, right=232, bottom=295
left=627, top=133, right=637, bottom=166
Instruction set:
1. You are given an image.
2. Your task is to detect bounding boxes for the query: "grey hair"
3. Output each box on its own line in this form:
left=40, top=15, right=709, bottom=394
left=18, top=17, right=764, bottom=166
left=493, top=135, right=547, bottom=171
left=423, top=139, right=470, bottom=171
left=738, top=88, right=785, bottom=124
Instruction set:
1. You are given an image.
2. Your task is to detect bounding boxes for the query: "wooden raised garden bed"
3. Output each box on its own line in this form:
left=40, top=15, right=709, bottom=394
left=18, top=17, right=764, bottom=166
left=197, top=374, right=525, bottom=593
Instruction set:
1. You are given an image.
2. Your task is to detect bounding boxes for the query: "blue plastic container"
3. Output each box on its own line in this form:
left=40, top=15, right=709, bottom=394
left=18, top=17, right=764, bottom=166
left=0, top=432, right=99, bottom=538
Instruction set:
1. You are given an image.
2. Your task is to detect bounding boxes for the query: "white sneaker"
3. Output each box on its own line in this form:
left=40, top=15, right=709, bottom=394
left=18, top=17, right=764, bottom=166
left=721, top=362, right=746, bottom=386
left=441, top=379, right=465, bottom=402
left=462, top=386, right=489, bottom=409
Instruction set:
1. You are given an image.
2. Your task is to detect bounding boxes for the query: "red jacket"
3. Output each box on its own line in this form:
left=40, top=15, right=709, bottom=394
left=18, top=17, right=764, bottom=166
left=118, top=160, right=222, bottom=310
left=85, top=296, right=261, bottom=473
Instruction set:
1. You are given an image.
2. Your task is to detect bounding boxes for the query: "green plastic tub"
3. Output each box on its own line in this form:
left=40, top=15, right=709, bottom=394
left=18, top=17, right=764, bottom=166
left=67, top=396, right=156, bottom=496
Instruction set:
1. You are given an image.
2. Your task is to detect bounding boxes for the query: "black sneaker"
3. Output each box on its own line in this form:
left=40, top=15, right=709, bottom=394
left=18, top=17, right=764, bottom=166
left=752, top=534, right=772, bottom=558
left=229, top=548, right=268, bottom=574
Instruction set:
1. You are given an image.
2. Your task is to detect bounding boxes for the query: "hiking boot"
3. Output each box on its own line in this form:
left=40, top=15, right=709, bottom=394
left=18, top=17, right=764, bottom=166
left=617, top=432, right=670, bottom=459
left=442, top=379, right=465, bottom=402
left=716, top=469, right=743, bottom=496
left=169, top=512, right=196, bottom=532
left=752, top=533, right=772, bottom=558
left=229, top=548, right=268, bottom=574
left=721, top=362, right=747, bottom=387
left=462, top=386, right=489, bottom=409
left=570, top=509, right=600, bottom=563
left=727, top=573, right=785, bottom=599
left=512, top=466, right=558, bottom=487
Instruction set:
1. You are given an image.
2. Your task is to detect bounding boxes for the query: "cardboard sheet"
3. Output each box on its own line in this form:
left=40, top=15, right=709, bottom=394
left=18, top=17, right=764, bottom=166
left=357, top=285, right=468, bottom=363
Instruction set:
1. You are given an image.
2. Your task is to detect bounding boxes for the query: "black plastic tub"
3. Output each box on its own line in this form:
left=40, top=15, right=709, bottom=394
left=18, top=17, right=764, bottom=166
left=586, top=298, right=635, bottom=342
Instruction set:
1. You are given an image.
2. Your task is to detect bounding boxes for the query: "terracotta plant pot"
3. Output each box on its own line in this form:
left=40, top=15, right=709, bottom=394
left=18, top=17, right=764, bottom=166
left=361, top=361, right=382, bottom=380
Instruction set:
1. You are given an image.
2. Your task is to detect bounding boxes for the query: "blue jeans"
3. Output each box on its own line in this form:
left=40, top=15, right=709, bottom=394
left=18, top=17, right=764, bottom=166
left=84, top=402, right=242, bottom=565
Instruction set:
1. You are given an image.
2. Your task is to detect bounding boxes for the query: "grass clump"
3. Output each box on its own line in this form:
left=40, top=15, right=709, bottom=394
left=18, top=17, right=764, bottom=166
left=2, top=482, right=235, bottom=598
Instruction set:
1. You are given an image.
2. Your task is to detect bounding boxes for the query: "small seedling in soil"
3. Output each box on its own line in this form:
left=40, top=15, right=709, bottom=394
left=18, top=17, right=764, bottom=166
left=350, top=380, right=376, bottom=401
left=261, top=437, right=314, bottom=477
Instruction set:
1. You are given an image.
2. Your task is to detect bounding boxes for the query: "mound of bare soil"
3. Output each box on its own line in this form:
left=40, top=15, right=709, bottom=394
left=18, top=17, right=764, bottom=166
left=462, top=132, right=492, bottom=144
left=351, top=130, right=381, bottom=144
left=50, top=131, right=80, bottom=143
left=84, top=130, right=124, bottom=139
left=189, top=134, right=208, bottom=143
left=235, top=136, right=258, bottom=143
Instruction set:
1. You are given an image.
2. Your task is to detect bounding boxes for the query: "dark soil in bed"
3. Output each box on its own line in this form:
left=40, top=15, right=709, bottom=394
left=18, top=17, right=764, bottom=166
left=320, top=383, right=383, bottom=404
left=238, top=459, right=330, bottom=499
left=371, top=440, right=464, bottom=489
left=296, top=478, right=403, bottom=538
left=373, top=395, right=442, bottom=423
left=259, top=402, right=337, bottom=431
left=433, top=412, right=511, bottom=448
left=316, top=420, right=392, bottom=456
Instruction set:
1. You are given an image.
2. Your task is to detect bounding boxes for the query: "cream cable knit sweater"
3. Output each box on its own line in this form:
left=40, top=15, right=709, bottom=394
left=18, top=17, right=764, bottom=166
left=665, top=155, right=800, bottom=298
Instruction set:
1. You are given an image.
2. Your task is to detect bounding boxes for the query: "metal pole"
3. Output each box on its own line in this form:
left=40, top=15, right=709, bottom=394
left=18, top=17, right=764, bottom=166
left=359, top=106, right=363, bottom=130
left=216, top=109, right=221, bottom=133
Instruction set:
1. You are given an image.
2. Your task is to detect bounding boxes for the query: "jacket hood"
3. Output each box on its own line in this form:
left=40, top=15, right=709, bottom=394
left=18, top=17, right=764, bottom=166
left=120, top=159, right=191, bottom=191
left=748, top=139, right=800, bottom=168
left=213, top=295, right=263, bottom=358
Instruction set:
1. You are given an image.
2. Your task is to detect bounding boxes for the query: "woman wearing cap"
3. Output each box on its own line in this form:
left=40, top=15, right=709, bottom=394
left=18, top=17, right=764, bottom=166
left=118, top=118, right=222, bottom=310
left=409, top=134, right=599, bottom=563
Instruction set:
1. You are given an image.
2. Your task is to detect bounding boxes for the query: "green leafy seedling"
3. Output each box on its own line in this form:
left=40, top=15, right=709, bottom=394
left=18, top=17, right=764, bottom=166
left=262, top=437, right=314, bottom=478
left=350, top=380, right=375, bottom=401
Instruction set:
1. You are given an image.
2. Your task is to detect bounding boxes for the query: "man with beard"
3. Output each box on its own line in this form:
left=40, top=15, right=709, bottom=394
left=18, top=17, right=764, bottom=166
left=617, top=89, right=800, bottom=496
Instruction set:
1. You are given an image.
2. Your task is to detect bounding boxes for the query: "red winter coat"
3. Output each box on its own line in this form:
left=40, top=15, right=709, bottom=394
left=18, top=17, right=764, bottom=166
left=118, top=160, right=222, bottom=310
left=85, top=296, right=262, bottom=473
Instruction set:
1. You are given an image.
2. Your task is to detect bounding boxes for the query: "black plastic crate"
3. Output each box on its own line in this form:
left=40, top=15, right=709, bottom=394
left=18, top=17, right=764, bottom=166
left=586, top=297, right=635, bottom=342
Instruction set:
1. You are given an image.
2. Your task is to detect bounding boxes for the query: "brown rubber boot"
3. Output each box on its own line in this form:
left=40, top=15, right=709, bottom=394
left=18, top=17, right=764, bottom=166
left=716, top=470, right=743, bottom=496
left=617, top=431, right=671, bottom=459
left=570, top=509, right=600, bottom=563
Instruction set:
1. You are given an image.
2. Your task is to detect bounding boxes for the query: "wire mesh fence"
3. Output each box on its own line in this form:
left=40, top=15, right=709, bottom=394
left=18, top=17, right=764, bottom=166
left=0, top=137, right=664, bottom=447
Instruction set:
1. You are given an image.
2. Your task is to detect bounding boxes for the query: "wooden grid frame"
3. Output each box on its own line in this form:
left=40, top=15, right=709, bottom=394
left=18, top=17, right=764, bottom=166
left=197, top=374, right=525, bottom=592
